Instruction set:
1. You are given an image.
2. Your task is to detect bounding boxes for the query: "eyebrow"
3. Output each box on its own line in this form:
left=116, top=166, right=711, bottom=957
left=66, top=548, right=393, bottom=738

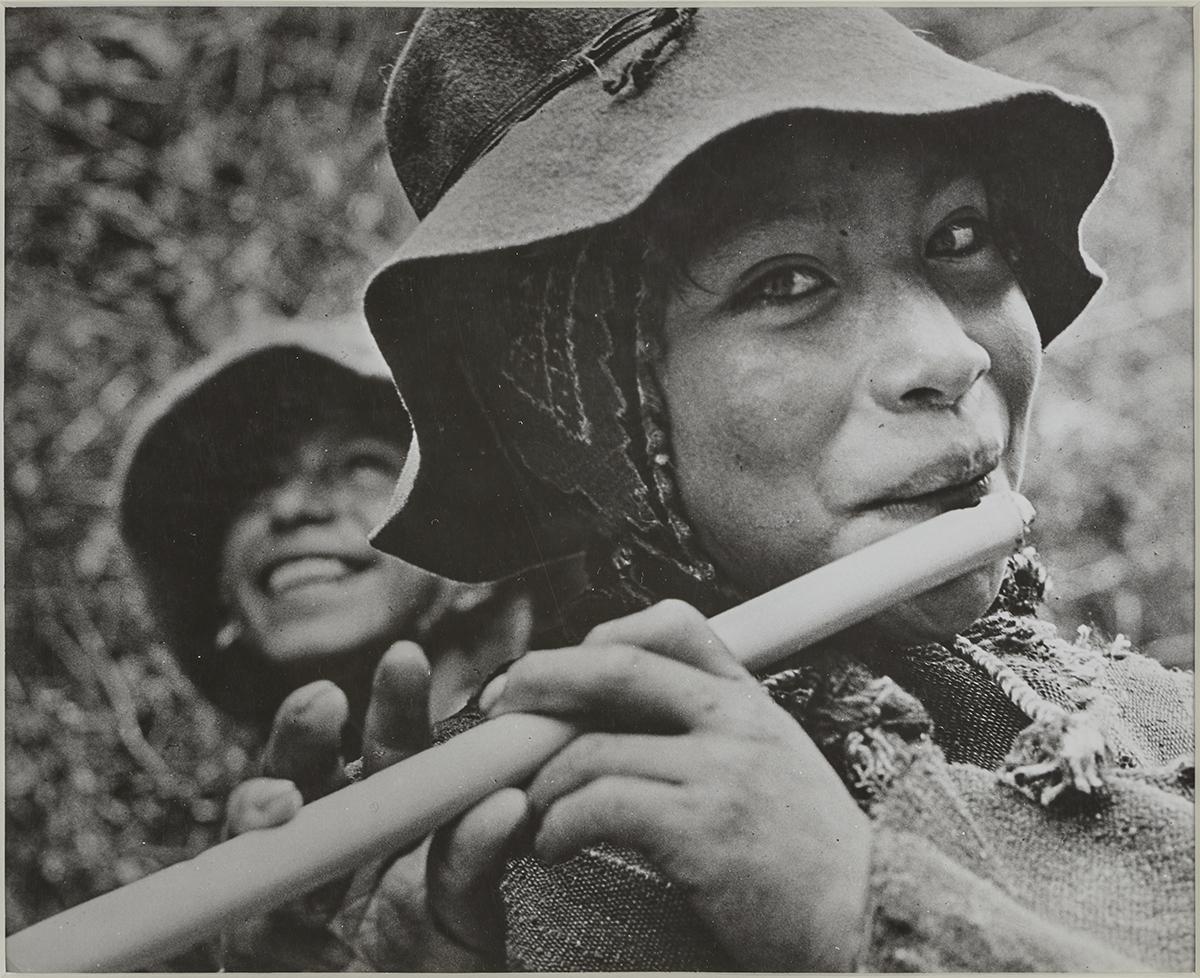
left=736, top=198, right=827, bottom=231
left=917, top=152, right=972, bottom=193
left=685, top=196, right=824, bottom=262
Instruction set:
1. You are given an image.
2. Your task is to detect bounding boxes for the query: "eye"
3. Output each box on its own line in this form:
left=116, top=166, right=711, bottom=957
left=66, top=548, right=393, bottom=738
left=344, top=452, right=396, bottom=479
left=337, top=440, right=404, bottom=488
left=734, top=262, right=831, bottom=309
left=926, top=214, right=993, bottom=259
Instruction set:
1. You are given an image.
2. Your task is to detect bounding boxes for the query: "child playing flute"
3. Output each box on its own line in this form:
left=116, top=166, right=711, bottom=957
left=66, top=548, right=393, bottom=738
left=259, top=9, right=1194, bottom=970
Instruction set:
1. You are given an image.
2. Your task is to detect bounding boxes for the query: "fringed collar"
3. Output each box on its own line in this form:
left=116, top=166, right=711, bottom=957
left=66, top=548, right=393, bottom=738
left=760, top=549, right=1116, bottom=812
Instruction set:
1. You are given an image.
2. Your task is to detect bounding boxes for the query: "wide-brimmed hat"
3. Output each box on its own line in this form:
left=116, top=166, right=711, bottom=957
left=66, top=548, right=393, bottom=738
left=364, top=7, right=1114, bottom=584
left=116, top=316, right=406, bottom=716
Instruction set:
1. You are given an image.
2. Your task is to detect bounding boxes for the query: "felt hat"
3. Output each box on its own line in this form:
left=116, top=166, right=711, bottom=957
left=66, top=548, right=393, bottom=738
left=116, top=316, right=406, bottom=716
left=363, top=7, right=1114, bottom=583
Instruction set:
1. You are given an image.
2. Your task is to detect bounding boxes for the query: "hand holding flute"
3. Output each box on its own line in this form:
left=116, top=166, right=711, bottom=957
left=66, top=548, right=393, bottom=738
left=449, top=600, right=871, bottom=972
left=226, top=495, right=1033, bottom=972
left=219, top=645, right=455, bottom=970
left=6, top=493, right=1033, bottom=973
left=222, top=644, right=507, bottom=970
left=237, top=602, right=874, bottom=972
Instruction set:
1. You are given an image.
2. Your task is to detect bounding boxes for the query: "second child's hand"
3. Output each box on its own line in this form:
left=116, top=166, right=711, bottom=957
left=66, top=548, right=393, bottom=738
left=221, top=643, right=448, bottom=969
left=222, top=583, right=538, bottom=969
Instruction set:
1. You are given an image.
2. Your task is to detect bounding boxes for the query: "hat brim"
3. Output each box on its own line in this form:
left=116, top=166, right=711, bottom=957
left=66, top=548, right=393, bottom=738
left=364, top=7, right=1113, bottom=582
left=372, top=8, right=1111, bottom=272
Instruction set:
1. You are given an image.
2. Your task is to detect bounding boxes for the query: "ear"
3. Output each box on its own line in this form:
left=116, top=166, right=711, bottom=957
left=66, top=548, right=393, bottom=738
left=459, top=587, right=534, bottom=665
left=449, top=581, right=499, bottom=614
left=413, top=580, right=495, bottom=638
left=216, top=618, right=244, bottom=652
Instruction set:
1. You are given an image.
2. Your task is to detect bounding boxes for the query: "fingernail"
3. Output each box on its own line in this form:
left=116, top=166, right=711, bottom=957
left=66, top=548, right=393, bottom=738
left=289, top=680, right=341, bottom=717
left=262, top=783, right=304, bottom=822
left=478, top=673, right=508, bottom=714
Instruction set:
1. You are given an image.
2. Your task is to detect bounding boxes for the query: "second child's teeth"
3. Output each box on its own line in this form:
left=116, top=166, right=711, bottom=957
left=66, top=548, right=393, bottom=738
left=268, top=557, right=350, bottom=593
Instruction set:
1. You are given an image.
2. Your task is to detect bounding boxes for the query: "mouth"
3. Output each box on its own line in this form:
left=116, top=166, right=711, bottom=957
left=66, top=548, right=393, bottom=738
left=862, top=447, right=1001, bottom=518
left=260, top=555, right=370, bottom=596
left=876, top=472, right=993, bottom=517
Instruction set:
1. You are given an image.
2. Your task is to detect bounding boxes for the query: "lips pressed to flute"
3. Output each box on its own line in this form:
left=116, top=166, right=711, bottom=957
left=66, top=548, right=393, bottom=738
left=5, top=491, right=1035, bottom=974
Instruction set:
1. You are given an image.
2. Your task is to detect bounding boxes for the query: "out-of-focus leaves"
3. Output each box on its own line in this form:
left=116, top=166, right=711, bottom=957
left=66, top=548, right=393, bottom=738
left=5, top=8, right=418, bottom=965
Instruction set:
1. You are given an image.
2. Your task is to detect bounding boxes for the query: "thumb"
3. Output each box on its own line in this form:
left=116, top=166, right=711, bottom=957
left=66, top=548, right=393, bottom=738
left=427, top=788, right=532, bottom=956
left=224, top=778, right=304, bottom=838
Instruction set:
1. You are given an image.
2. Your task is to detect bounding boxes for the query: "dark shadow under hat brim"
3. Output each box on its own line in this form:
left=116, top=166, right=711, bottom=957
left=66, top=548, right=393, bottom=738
left=364, top=7, right=1114, bottom=583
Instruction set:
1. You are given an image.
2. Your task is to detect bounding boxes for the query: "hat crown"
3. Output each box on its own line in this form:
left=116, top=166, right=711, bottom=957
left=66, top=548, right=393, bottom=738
left=385, top=8, right=621, bottom=217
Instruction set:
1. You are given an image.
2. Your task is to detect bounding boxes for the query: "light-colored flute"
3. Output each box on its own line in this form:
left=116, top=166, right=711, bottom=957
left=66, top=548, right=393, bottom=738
left=5, top=491, right=1034, bottom=973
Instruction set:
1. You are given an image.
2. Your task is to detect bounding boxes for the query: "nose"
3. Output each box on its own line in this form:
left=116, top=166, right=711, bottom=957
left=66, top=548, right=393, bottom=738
left=267, top=472, right=336, bottom=530
left=868, top=286, right=991, bottom=412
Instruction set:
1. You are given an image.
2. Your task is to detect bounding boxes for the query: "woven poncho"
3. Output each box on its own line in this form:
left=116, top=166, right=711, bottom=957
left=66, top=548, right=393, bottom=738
left=488, top=612, right=1193, bottom=970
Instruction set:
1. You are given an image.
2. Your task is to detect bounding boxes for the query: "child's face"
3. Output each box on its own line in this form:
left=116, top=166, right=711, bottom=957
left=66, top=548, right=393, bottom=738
left=218, top=420, right=442, bottom=667
left=655, top=118, right=1041, bottom=645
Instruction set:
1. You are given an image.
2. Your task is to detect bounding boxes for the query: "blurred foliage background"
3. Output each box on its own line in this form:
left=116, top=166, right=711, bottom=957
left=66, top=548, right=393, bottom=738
left=5, top=8, right=420, bottom=966
left=5, top=6, right=1192, bottom=969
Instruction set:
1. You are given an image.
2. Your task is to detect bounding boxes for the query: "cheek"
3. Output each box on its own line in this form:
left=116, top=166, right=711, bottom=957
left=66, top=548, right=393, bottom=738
left=663, top=336, right=837, bottom=492
left=217, top=515, right=260, bottom=600
left=988, top=288, right=1041, bottom=410
left=658, top=332, right=850, bottom=590
left=344, top=484, right=398, bottom=530
left=979, top=288, right=1041, bottom=473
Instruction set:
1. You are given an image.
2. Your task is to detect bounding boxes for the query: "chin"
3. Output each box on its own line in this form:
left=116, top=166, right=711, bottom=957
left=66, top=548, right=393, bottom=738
left=861, top=559, right=1007, bottom=648
left=259, top=617, right=393, bottom=667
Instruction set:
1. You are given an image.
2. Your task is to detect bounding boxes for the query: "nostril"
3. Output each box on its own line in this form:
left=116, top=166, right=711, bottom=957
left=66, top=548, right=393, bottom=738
left=901, top=386, right=945, bottom=407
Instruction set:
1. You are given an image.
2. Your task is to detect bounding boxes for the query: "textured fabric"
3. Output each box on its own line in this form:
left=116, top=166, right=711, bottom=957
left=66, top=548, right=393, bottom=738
left=369, top=228, right=736, bottom=589
left=491, top=606, right=1194, bottom=971
left=502, top=845, right=724, bottom=971
left=381, top=229, right=735, bottom=607
left=365, top=7, right=1113, bottom=581
left=876, top=643, right=1027, bottom=769
left=868, top=765, right=1192, bottom=971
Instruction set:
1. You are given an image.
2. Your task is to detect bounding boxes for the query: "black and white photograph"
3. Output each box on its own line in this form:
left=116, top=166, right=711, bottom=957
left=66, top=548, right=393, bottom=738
left=5, top=5, right=1194, bottom=972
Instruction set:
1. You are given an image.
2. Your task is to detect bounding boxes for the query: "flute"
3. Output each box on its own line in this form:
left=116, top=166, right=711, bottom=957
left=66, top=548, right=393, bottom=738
left=5, top=491, right=1034, bottom=973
